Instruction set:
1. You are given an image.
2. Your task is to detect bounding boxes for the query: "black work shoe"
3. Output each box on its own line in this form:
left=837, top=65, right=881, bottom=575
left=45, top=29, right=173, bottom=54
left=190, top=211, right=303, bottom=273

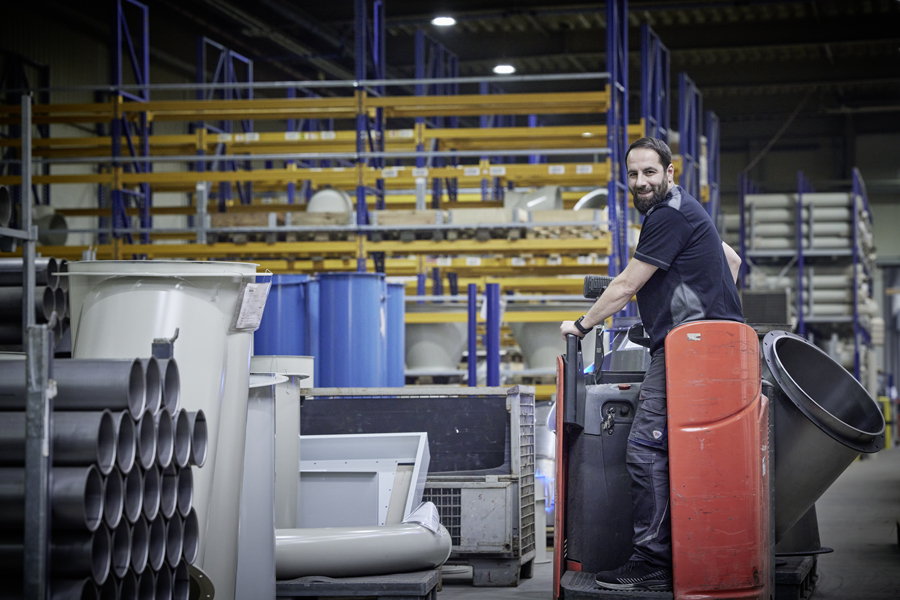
left=595, top=560, right=673, bottom=591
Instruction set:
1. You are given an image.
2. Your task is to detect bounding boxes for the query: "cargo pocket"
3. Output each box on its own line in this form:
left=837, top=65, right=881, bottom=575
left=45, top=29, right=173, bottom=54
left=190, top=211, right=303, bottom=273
left=628, top=397, right=668, bottom=449
left=626, top=451, right=657, bottom=525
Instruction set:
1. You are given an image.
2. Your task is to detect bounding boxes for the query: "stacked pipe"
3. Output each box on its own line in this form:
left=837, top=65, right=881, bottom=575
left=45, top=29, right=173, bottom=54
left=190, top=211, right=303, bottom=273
left=0, top=257, right=70, bottom=348
left=0, top=355, right=206, bottom=600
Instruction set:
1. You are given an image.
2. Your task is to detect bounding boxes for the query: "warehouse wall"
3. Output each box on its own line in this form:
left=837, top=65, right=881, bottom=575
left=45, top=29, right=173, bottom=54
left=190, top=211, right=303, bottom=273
left=2, top=4, right=194, bottom=245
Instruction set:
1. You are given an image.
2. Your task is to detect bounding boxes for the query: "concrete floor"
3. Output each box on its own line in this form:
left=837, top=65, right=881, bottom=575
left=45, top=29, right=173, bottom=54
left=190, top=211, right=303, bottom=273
left=438, top=448, right=900, bottom=599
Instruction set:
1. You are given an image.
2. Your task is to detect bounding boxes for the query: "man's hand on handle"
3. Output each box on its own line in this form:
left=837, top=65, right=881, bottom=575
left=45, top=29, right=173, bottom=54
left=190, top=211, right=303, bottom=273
left=560, top=321, right=585, bottom=340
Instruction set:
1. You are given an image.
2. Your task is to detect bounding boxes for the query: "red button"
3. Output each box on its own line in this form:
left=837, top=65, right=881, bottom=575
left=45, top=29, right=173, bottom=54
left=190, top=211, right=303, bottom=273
left=618, top=384, right=631, bottom=390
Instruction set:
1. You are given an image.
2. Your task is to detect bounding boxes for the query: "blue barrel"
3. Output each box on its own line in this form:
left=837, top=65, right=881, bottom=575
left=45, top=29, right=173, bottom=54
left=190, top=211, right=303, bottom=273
left=254, top=275, right=309, bottom=356
left=316, top=272, right=386, bottom=387
left=385, top=282, right=406, bottom=387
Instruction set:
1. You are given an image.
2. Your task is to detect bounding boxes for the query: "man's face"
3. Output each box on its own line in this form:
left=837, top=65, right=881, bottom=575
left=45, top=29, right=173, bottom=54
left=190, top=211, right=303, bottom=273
left=627, top=148, right=674, bottom=214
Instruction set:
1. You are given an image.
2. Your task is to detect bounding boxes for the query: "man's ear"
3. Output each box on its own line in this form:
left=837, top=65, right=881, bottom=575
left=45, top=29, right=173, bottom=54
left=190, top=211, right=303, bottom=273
left=667, top=163, right=675, bottom=184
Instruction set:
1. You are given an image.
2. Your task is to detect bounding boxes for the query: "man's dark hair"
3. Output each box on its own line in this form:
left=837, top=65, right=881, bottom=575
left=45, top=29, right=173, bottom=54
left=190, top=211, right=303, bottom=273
left=625, top=137, right=673, bottom=170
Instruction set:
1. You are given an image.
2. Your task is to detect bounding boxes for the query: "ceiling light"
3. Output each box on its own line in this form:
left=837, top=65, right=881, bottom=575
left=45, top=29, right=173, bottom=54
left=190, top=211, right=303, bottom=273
left=581, top=132, right=593, bottom=137
left=493, top=64, right=516, bottom=75
left=431, top=16, right=456, bottom=26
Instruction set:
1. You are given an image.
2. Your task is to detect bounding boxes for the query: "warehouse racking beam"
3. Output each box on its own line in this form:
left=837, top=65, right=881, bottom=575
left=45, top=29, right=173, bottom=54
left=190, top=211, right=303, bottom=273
left=640, top=24, right=670, bottom=143
left=678, top=72, right=702, bottom=201
left=606, top=0, right=629, bottom=278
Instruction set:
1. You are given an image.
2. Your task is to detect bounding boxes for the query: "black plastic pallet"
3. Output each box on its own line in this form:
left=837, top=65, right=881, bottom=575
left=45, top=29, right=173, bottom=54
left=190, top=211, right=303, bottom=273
left=560, top=570, right=674, bottom=600
left=276, top=569, right=440, bottom=599
left=775, top=556, right=817, bottom=600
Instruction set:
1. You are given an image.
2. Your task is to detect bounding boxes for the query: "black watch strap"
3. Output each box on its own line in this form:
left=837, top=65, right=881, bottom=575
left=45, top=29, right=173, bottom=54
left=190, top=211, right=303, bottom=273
left=574, top=315, right=593, bottom=335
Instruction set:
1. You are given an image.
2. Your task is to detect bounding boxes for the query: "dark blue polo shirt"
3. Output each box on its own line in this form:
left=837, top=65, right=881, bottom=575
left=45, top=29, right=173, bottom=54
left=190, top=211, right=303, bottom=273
left=634, top=185, right=744, bottom=353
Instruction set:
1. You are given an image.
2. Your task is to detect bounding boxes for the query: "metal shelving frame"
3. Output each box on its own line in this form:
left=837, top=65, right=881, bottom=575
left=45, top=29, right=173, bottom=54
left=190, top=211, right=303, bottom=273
left=1, top=93, right=54, bottom=600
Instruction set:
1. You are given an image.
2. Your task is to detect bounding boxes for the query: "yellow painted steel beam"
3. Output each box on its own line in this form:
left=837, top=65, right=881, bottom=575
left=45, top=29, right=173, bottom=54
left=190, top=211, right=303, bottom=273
left=0, top=161, right=611, bottom=189
left=366, top=236, right=609, bottom=256
left=405, top=309, right=582, bottom=324
left=368, top=90, right=609, bottom=118
left=533, top=384, right=556, bottom=400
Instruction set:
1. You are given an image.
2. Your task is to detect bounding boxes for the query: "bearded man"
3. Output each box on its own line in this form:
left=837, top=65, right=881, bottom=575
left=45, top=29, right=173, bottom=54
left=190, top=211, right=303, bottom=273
left=560, top=137, right=744, bottom=591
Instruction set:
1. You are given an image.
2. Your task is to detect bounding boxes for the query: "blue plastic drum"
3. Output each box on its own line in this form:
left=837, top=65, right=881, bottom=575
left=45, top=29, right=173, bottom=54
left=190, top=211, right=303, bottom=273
left=254, top=274, right=309, bottom=356
left=316, top=273, right=387, bottom=387
left=385, top=282, right=406, bottom=387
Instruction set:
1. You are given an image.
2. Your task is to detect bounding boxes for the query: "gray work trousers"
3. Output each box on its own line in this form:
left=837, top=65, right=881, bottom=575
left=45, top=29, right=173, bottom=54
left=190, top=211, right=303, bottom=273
left=626, top=349, right=672, bottom=568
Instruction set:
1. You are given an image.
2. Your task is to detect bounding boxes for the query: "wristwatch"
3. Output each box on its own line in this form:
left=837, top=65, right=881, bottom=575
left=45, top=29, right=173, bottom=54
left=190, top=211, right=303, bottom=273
left=574, top=315, right=593, bottom=335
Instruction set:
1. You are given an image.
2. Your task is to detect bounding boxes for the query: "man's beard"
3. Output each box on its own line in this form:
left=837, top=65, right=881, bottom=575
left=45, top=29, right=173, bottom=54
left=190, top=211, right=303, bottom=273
left=632, top=181, right=669, bottom=214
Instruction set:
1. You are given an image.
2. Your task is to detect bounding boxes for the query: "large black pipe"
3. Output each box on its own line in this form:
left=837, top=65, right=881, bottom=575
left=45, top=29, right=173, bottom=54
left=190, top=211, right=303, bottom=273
left=131, top=517, right=150, bottom=575
left=0, top=359, right=146, bottom=418
left=186, top=411, right=207, bottom=468
left=763, top=330, right=886, bottom=542
left=140, top=358, right=161, bottom=416
left=0, top=186, right=10, bottom=228
left=158, top=359, right=180, bottom=414
left=0, top=257, right=59, bottom=289
left=0, top=465, right=104, bottom=531
left=102, top=470, right=124, bottom=530
left=112, top=411, right=136, bottom=475
left=122, top=467, right=143, bottom=525
left=111, top=519, right=132, bottom=579
left=0, top=410, right=117, bottom=475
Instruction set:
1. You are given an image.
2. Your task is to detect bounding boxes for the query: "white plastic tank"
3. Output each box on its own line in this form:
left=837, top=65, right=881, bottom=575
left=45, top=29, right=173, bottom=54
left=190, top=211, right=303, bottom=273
left=507, top=302, right=596, bottom=372
left=404, top=302, right=468, bottom=374
left=67, top=260, right=261, bottom=600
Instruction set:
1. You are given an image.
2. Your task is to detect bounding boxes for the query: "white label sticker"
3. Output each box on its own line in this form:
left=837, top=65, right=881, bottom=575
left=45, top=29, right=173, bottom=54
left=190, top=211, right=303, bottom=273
left=687, top=333, right=702, bottom=341
left=320, top=131, right=336, bottom=140
left=577, top=255, right=593, bottom=265
left=489, top=166, right=507, bottom=176
left=233, top=282, right=271, bottom=331
left=548, top=165, right=566, bottom=175
left=466, top=257, right=482, bottom=266
left=332, top=167, right=346, bottom=172
left=403, top=502, right=441, bottom=534
left=390, top=129, right=415, bottom=138
left=237, top=132, right=260, bottom=142
left=547, top=256, right=562, bottom=266
left=511, top=257, right=526, bottom=267
left=464, top=167, right=481, bottom=177
left=576, top=164, right=594, bottom=174
left=412, top=168, right=429, bottom=177
left=436, top=257, right=453, bottom=267
left=217, top=133, right=232, bottom=143
left=310, top=168, right=323, bottom=172
left=381, top=168, right=399, bottom=178
left=284, top=131, right=301, bottom=141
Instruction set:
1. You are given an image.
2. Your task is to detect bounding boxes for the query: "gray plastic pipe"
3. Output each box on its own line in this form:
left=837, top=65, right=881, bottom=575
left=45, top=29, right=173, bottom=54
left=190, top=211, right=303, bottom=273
left=115, top=571, right=137, bottom=600
left=53, top=579, right=99, bottom=600
left=98, top=578, right=116, bottom=600
left=166, top=512, right=184, bottom=569
left=158, top=358, right=180, bottom=414
left=122, top=467, right=143, bottom=525
left=155, top=566, right=172, bottom=600
left=53, top=529, right=112, bottom=584
left=142, top=466, right=161, bottom=522
left=186, top=411, right=207, bottom=468
left=131, top=517, right=150, bottom=575
left=171, top=409, right=192, bottom=469
left=137, top=570, right=155, bottom=600
left=160, top=466, right=178, bottom=520
left=57, top=258, right=69, bottom=291
left=175, top=467, right=193, bottom=518
left=0, top=358, right=145, bottom=418
left=147, top=514, right=167, bottom=573
left=173, top=560, right=190, bottom=600
left=111, top=520, right=132, bottom=578
left=0, top=257, right=59, bottom=288
left=55, top=287, right=67, bottom=319
left=274, top=524, right=452, bottom=579
left=0, top=410, right=117, bottom=475
left=182, top=508, right=199, bottom=565
left=140, top=358, right=162, bottom=416
left=136, top=409, right=157, bottom=470
left=0, top=286, right=54, bottom=323
left=0, top=465, right=104, bottom=531
left=112, top=411, right=137, bottom=474
left=155, top=408, right=174, bottom=469
left=103, top=470, right=124, bottom=530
